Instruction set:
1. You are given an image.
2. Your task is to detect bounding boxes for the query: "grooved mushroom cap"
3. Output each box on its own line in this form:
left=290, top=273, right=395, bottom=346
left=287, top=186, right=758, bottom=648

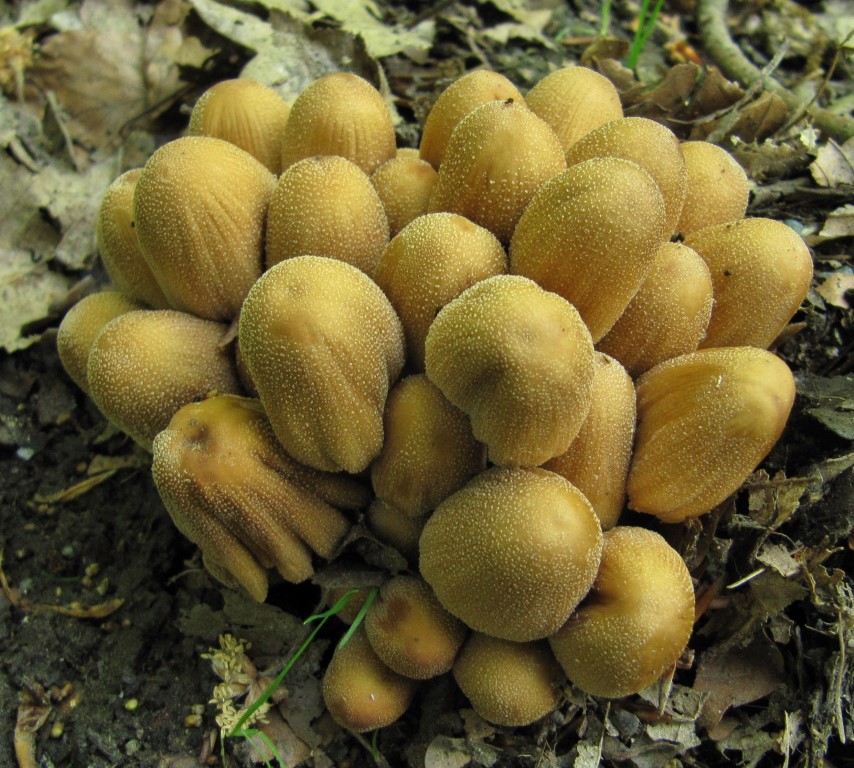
left=565, top=117, right=687, bottom=236
left=188, top=78, right=290, bottom=174
left=265, top=155, right=389, bottom=274
left=510, top=157, right=667, bottom=342
left=57, top=291, right=143, bottom=395
left=238, top=255, right=405, bottom=474
left=627, top=347, right=796, bottom=522
left=322, top=626, right=419, bottom=732
left=684, top=218, right=813, bottom=349
left=549, top=526, right=695, bottom=698
left=427, top=99, right=565, bottom=244
left=419, top=69, right=524, bottom=169
left=152, top=395, right=366, bottom=601
left=424, top=274, right=595, bottom=467
left=374, top=212, right=506, bottom=371
left=87, top=309, right=241, bottom=450
left=280, top=72, right=396, bottom=175
left=96, top=169, right=169, bottom=308
left=133, top=136, right=275, bottom=321
left=526, top=66, right=623, bottom=154
left=453, top=633, right=564, bottom=726
left=419, top=467, right=603, bottom=642
left=364, top=575, right=468, bottom=679
left=370, top=155, right=438, bottom=236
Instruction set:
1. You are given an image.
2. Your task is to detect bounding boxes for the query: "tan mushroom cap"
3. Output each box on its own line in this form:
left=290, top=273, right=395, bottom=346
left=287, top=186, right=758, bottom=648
left=425, top=274, right=595, bottom=467
left=238, top=255, right=405, bottom=474
left=510, top=157, right=667, bottom=342
left=280, top=72, right=396, bottom=175
left=188, top=78, right=291, bottom=174
left=366, top=498, right=424, bottom=563
left=549, top=526, right=695, bottom=698
left=370, top=154, right=438, bottom=237
left=322, top=626, right=419, bottom=732
left=87, top=309, right=241, bottom=451
left=57, top=291, right=143, bottom=395
left=627, top=347, right=796, bottom=522
left=265, top=155, right=389, bottom=274
left=419, top=467, right=603, bottom=642
left=152, top=395, right=367, bottom=601
left=364, top=575, right=468, bottom=679
left=133, top=136, right=275, bottom=321
left=453, top=633, right=564, bottom=726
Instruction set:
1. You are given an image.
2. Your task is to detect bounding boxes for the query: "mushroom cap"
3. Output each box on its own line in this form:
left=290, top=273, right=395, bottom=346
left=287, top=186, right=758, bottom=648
left=427, top=99, right=566, bottom=244
left=510, top=157, right=667, bottom=342
left=424, top=274, right=595, bottom=467
left=549, top=526, right=695, bottom=698
left=419, top=467, right=603, bottom=642
left=419, top=69, right=524, bottom=169
left=265, top=155, right=389, bottom=274
left=133, top=136, right=275, bottom=321
left=370, top=154, right=438, bottom=237
left=87, top=309, right=241, bottom=450
left=188, top=78, right=290, bottom=174
left=366, top=498, right=424, bottom=563
left=627, top=347, right=796, bottom=521
left=364, top=575, right=468, bottom=679
left=452, top=633, right=564, bottom=726
left=238, top=255, right=405, bottom=474
left=280, top=72, right=396, bottom=175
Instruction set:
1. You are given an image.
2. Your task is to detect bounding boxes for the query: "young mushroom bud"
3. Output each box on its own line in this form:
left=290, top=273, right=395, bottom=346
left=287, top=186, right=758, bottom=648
left=627, top=347, right=796, bottom=522
left=366, top=498, right=424, bottom=563
left=371, top=375, right=486, bottom=518
left=188, top=78, right=291, bottom=174
left=370, top=154, right=438, bottom=236
left=280, top=72, right=396, bottom=175
left=364, top=575, right=468, bottom=679
left=419, top=69, right=524, bottom=169
left=265, top=155, right=389, bottom=274
left=374, top=212, right=506, bottom=371
left=96, top=170, right=169, bottom=308
left=596, top=241, right=714, bottom=377
left=543, top=353, right=635, bottom=530
left=565, top=117, right=687, bottom=236
left=133, top=136, right=276, bottom=321
left=87, top=309, right=242, bottom=450
left=239, top=256, right=405, bottom=474
left=684, top=218, right=813, bottom=349
left=57, top=291, right=143, bottom=395
left=510, top=157, right=667, bottom=342
left=428, top=99, right=565, bottom=244
left=525, top=66, right=623, bottom=154
left=549, top=527, right=695, bottom=698
left=419, top=467, right=603, bottom=642
left=152, top=395, right=367, bottom=601
left=453, top=633, right=564, bottom=727
left=322, top=626, right=419, bottom=732
left=425, top=274, right=595, bottom=468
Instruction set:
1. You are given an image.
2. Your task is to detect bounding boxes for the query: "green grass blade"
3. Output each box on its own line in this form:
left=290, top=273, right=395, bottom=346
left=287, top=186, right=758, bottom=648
left=338, top=588, right=378, bottom=649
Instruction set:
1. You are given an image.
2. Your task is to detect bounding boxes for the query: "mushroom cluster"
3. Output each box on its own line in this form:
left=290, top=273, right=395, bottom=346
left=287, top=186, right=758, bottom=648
left=58, top=68, right=812, bottom=730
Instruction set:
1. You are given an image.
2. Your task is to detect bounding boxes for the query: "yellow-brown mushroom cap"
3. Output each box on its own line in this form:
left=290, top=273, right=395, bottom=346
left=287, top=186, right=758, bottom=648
left=370, top=155, right=438, bottom=237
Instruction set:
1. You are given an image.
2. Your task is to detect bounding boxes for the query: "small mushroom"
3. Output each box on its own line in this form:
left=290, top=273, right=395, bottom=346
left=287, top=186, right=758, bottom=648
left=370, top=154, right=438, bottom=236
left=366, top=498, right=424, bottom=564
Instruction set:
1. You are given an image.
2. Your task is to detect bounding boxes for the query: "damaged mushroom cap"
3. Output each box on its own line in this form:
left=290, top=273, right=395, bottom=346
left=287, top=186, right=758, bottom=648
left=322, top=626, right=419, bottom=732
left=549, top=526, right=695, bottom=698
left=627, top=346, right=796, bottom=522
left=280, top=72, right=396, bottom=175
left=238, top=255, right=405, bottom=474
left=366, top=498, right=424, bottom=563
left=152, top=395, right=367, bottom=601
left=188, top=78, right=291, bottom=174
left=419, top=467, right=603, bottom=642
left=133, top=136, right=275, bottom=321
left=370, top=154, right=438, bottom=236
left=87, top=309, right=242, bottom=450
left=425, top=274, right=595, bottom=467
left=265, top=155, right=389, bottom=274
left=453, top=633, right=564, bottom=727
left=364, top=575, right=468, bottom=679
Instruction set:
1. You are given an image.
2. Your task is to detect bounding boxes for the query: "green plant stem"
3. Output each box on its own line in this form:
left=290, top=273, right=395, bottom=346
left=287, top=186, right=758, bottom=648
left=627, top=0, right=665, bottom=69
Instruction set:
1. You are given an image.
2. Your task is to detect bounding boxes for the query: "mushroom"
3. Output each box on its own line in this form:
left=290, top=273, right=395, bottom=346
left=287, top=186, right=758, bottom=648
left=152, top=394, right=368, bottom=601
left=238, top=256, right=405, bottom=474
left=370, top=154, right=438, bottom=236
left=419, top=467, right=603, bottom=642
left=366, top=498, right=424, bottom=564
left=549, top=526, right=695, bottom=698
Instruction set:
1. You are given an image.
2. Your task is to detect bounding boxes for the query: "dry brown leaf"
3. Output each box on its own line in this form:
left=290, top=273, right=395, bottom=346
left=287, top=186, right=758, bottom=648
left=815, top=271, right=854, bottom=308
left=817, top=204, right=854, bottom=240
left=14, top=682, right=52, bottom=768
left=810, top=137, right=854, bottom=188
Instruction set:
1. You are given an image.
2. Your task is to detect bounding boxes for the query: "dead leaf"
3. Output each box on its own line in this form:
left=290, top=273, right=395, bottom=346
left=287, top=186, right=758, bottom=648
left=32, top=596, right=125, bottom=618
left=810, top=137, right=854, bottom=188
left=817, top=204, right=854, bottom=240
left=815, top=270, right=854, bottom=308
left=795, top=372, right=854, bottom=440
left=14, top=682, right=52, bottom=768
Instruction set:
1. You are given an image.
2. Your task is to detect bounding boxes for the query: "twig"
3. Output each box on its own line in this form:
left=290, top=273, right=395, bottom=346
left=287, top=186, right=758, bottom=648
left=696, top=0, right=854, bottom=142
